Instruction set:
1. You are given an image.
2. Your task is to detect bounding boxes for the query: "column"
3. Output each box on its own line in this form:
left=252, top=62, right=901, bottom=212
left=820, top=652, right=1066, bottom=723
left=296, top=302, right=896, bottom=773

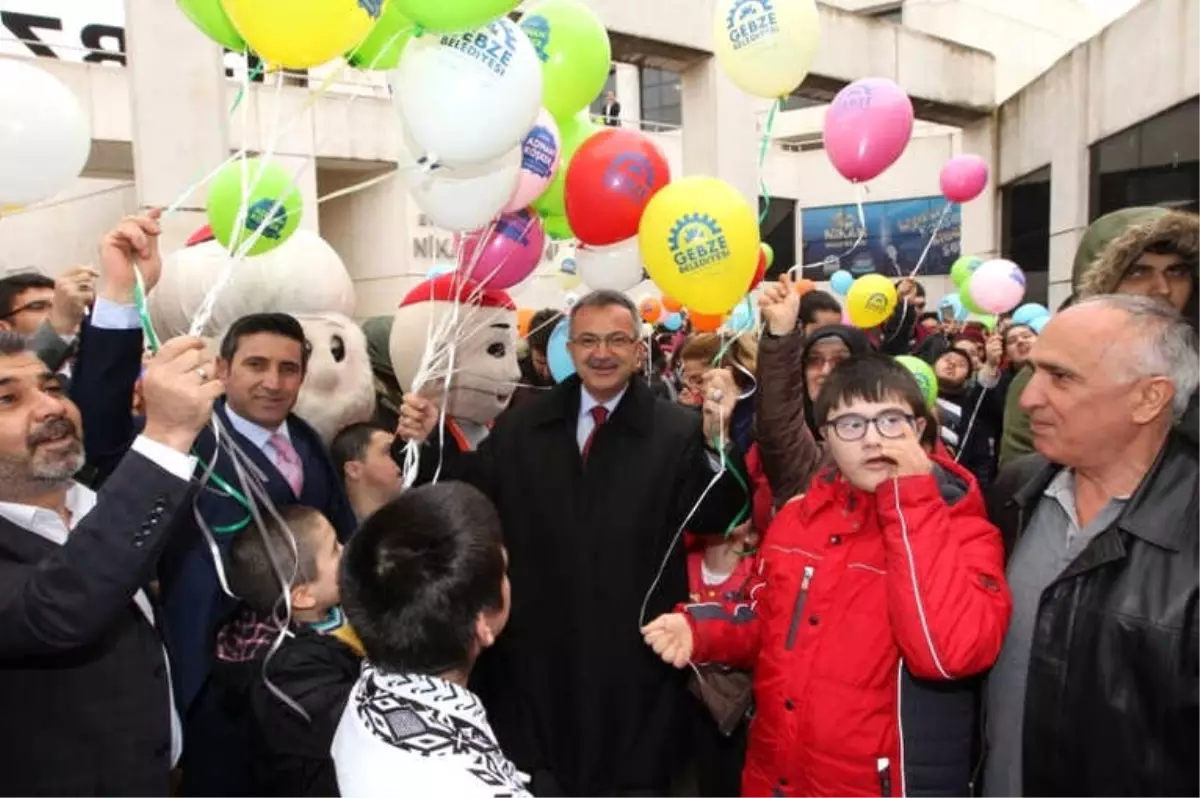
left=680, top=56, right=759, bottom=205
left=1045, top=49, right=1090, bottom=311
left=614, top=63, right=641, bottom=127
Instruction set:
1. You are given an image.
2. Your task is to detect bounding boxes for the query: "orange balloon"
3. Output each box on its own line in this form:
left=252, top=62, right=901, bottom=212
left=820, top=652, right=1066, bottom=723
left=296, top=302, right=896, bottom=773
left=517, top=308, right=534, bottom=338
left=640, top=297, right=663, bottom=323
left=689, top=311, right=722, bottom=332
left=794, top=278, right=817, bottom=296
left=662, top=296, right=683, bottom=313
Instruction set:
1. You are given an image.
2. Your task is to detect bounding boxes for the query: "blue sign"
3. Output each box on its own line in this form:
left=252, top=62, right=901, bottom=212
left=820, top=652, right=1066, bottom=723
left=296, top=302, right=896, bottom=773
left=799, top=196, right=960, bottom=279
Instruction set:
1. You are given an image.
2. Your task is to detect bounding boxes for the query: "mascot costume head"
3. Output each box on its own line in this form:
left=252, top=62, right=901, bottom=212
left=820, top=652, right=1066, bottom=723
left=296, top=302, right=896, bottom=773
left=149, top=226, right=376, bottom=443
left=388, top=274, right=520, bottom=446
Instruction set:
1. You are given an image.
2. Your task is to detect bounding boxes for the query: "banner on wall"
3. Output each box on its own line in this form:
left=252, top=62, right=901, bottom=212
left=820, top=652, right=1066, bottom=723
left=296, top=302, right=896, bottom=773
left=798, top=195, right=961, bottom=279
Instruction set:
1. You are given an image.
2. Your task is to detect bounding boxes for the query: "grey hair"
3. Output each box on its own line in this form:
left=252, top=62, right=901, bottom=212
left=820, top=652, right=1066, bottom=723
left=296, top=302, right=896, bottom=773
left=0, top=330, right=28, bottom=357
left=1075, top=294, right=1199, bottom=420
left=568, top=289, right=639, bottom=333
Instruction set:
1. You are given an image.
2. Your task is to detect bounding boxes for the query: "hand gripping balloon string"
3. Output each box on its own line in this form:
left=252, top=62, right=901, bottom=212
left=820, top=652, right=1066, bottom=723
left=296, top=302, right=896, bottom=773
left=133, top=266, right=161, bottom=354
left=907, top=201, right=954, bottom=279
left=758, top=98, right=781, bottom=225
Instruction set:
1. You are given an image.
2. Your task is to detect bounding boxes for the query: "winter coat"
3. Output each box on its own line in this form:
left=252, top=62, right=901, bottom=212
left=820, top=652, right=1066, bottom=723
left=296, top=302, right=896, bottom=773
left=685, top=456, right=1011, bottom=797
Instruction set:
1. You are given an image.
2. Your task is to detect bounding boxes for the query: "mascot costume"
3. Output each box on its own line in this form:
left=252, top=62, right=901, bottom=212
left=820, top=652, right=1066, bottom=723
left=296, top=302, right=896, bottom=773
left=149, top=227, right=376, bottom=444
left=388, top=273, right=520, bottom=484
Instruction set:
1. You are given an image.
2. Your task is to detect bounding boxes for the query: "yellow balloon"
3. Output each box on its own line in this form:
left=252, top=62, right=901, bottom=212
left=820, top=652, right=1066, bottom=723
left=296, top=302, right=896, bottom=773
left=638, top=177, right=760, bottom=316
left=713, top=0, right=819, bottom=98
left=220, top=0, right=381, bottom=69
left=845, top=273, right=897, bottom=328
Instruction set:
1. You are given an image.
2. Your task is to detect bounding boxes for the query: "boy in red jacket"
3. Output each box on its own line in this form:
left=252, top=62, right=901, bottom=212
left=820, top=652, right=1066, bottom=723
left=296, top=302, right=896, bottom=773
left=644, top=354, right=1011, bottom=798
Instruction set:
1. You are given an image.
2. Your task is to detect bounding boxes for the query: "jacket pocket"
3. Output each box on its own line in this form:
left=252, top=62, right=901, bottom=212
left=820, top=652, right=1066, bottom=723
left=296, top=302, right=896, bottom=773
left=783, top=565, right=815, bottom=650
left=877, top=757, right=893, bottom=797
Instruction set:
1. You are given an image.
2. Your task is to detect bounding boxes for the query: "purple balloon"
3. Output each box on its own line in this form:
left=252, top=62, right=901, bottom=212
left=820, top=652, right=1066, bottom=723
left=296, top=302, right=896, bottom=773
left=823, top=77, right=914, bottom=183
left=940, top=154, right=989, bottom=203
left=458, top=208, right=545, bottom=290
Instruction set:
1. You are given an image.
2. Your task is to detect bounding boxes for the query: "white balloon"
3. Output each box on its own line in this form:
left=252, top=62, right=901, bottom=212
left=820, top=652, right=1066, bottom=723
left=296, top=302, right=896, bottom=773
left=0, top=59, right=90, bottom=206
left=390, top=18, right=542, bottom=167
left=577, top=237, right=645, bottom=292
left=400, top=133, right=521, bottom=232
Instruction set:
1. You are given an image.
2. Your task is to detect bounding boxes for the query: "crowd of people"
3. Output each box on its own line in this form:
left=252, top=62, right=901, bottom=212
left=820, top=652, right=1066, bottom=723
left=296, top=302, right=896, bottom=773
left=0, top=204, right=1196, bottom=798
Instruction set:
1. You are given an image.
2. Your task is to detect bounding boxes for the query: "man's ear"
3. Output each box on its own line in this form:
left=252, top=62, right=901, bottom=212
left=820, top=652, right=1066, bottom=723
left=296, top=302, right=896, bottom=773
left=291, top=582, right=316, bottom=611
left=474, top=611, right=498, bottom=651
left=1132, top=376, right=1176, bottom=425
left=215, top=356, right=231, bottom=380
left=344, top=460, right=364, bottom=483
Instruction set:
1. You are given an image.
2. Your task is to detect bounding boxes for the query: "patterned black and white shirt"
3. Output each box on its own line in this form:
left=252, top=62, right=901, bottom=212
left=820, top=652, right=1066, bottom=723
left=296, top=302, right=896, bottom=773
left=333, top=663, right=531, bottom=798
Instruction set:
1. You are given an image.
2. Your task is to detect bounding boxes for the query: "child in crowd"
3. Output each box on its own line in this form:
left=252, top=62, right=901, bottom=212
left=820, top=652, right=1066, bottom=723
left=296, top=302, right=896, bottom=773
left=217, top=506, right=361, bottom=797
left=333, top=482, right=527, bottom=798
left=643, top=354, right=1011, bottom=797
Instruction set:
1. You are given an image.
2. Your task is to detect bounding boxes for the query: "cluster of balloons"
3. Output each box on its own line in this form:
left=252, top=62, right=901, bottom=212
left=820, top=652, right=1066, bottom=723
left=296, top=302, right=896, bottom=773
left=942, top=254, right=1029, bottom=318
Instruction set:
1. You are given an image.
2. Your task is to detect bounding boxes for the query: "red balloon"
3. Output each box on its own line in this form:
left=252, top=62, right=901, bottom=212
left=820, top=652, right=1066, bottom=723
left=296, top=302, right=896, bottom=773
left=564, top=129, right=671, bottom=246
left=749, top=250, right=767, bottom=291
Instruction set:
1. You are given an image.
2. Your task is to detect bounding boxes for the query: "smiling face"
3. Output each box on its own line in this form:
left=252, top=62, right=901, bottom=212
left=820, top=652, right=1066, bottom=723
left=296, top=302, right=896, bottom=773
left=291, top=313, right=376, bottom=444
left=567, top=302, right=642, bottom=402
left=0, top=350, right=85, bottom=495
left=1004, top=324, right=1036, bottom=367
left=218, top=332, right=305, bottom=430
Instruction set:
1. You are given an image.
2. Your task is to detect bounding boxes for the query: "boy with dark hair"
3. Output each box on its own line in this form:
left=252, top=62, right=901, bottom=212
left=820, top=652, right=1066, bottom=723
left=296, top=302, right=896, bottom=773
left=330, top=421, right=402, bottom=520
left=333, top=482, right=525, bottom=797
left=216, top=506, right=361, bottom=797
left=644, top=353, right=1010, bottom=797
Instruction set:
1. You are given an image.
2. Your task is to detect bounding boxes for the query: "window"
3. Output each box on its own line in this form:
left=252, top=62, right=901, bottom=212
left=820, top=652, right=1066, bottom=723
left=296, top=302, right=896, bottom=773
left=781, top=94, right=823, bottom=111
left=1001, top=166, right=1051, bottom=304
left=760, top=197, right=797, bottom=280
left=1090, top=97, right=1199, bottom=218
left=640, top=66, right=682, bottom=129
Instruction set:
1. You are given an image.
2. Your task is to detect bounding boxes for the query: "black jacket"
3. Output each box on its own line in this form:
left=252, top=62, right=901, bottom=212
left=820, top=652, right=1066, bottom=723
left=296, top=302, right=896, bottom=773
left=986, top=432, right=1199, bottom=796
left=0, top=450, right=194, bottom=796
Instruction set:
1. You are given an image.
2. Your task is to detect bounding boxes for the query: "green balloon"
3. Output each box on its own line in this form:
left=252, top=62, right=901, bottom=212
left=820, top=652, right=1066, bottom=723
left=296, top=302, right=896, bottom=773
left=951, top=255, right=982, bottom=288
left=531, top=110, right=599, bottom=219
left=347, top=2, right=413, bottom=70
left=177, top=0, right=246, bottom=51
left=960, top=283, right=987, bottom=315
left=969, top=312, right=997, bottom=331
left=544, top=214, right=575, bottom=241
left=761, top=242, right=775, bottom=268
left=394, top=0, right=520, bottom=33
left=896, top=355, right=938, bottom=409
left=520, top=0, right=612, bottom=120
left=206, top=158, right=303, bottom=257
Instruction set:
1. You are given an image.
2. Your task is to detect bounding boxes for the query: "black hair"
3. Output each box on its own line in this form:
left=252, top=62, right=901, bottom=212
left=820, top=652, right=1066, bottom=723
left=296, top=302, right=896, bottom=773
left=219, top=312, right=312, bottom=370
left=340, top=482, right=506, bottom=674
left=918, top=311, right=941, bottom=324
left=799, top=290, right=842, bottom=329
left=331, top=422, right=386, bottom=481
left=527, top=308, right=562, bottom=354
left=812, top=353, right=929, bottom=430
left=228, top=506, right=329, bottom=616
left=0, top=330, right=29, bottom=356
left=1057, top=293, right=1077, bottom=312
left=0, top=273, right=54, bottom=319
left=569, top=289, right=638, bottom=333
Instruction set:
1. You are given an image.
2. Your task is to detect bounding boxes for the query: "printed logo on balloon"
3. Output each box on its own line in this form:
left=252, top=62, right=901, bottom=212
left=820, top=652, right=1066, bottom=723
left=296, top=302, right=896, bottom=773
left=831, top=82, right=873, bottom=115
left=245, top=199, right=292, bottom=242
left=440, top=20, right=518, bottom=77
left=522, top=14, right=551, bottom=63
left=523, top=124, right=558, bottom=179
left=669, top=214, right=730, bottom=275
left=495, top=208, right=536, bottom=246
left=725, top=0, right=779, bottom=50
left=603, top=153, right=656, bottom=205
left=356, top=0, right=383, bottom=18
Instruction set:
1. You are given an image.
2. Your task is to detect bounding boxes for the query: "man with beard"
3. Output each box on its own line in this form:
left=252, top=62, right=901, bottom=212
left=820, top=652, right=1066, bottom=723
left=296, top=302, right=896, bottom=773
left=933, top=342, right=1005, bottom=488
left=0, top=329, right=222, bottom=794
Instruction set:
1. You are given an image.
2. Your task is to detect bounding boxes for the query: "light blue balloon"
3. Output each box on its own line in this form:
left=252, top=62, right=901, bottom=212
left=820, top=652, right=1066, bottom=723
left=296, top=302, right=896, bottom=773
left=830, top=269, right=854, bottom=296
left=939, top=293, right=968, bottom=323
left=727, top=299, right=756, bottom=334
left=1011, top=303, right=1050, bottom=325
left=426, top=261, right=455, bottom=278
left=1029, top=315, right=1050, bottom=334
left=547, top=318, right=576, bottom=383
left=663, top=312, right=682, bottom=332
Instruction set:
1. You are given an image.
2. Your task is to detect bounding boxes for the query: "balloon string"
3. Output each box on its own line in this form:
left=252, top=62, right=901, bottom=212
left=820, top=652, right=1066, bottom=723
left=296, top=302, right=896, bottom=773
left=757, top=98, right=781, bottom=226
left=908, top=201, right=953, bottom=279
left=229, top=60, right=265, bottom=116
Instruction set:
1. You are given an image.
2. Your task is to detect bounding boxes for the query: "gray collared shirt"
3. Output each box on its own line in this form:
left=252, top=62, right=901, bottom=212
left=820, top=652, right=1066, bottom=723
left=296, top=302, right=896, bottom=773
left=983, top=469, right=1129, bottom=796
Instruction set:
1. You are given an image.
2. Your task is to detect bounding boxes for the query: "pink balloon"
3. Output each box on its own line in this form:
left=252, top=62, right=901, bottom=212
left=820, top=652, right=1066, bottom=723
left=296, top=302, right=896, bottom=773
left=458, top=208, right=545, bottom=290
left=968, top=259, right=1026, bottom=314
left=940, top=154, right=989, bottom=203
left=823, top=78, right=914, bottom=183
left=503, top=109, right=561, bottom=213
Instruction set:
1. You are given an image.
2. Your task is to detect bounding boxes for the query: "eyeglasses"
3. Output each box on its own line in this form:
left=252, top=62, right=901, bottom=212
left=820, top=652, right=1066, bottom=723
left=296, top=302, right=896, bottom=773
left=571, top=333, right=637, bottom=351
left=0, top=299, right=52, bottom=320
left=805, top=353, right=849, bottom=371
left=824, top=410, right=915, bottom=442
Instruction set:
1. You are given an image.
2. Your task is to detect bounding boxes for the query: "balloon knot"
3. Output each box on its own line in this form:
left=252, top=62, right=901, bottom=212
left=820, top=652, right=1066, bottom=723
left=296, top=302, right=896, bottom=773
left=413, top=24, right=425, bottom=37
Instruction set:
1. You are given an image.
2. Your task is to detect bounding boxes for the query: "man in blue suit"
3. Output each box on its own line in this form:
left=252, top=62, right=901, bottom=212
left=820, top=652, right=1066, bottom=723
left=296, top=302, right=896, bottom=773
left=69, top=210, right=356, bottom=795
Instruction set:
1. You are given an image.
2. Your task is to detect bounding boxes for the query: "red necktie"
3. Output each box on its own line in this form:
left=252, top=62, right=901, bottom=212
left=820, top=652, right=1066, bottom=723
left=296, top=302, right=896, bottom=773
left=581, top=406, right=609, bottom=462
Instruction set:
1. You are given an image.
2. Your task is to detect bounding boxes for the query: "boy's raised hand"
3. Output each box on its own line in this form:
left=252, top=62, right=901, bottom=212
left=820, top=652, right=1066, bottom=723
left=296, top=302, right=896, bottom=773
left=641, top=613, right=694, bottom=668
left=875, top=424, right=934, bottom=485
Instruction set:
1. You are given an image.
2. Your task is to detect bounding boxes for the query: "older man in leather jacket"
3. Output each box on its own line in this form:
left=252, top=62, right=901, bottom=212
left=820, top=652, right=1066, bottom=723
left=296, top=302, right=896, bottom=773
left=983, top=294, right=1199, bottom=796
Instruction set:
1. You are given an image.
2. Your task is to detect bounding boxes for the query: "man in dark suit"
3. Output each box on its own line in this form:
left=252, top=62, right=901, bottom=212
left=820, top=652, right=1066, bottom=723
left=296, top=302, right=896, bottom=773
left=397, top=290, right=745, bottom=795
left=602, top=90, right=622, bottom=127
left=0, top=318, right=223, bottom=794
left=67, top=213, right=356, bottom=796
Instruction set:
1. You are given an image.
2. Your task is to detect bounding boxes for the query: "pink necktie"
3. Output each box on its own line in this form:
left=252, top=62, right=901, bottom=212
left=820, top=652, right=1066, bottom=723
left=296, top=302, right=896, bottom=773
left=268, top=433, right=304, bottom=497
left=581, top=406, right=609, bottom=462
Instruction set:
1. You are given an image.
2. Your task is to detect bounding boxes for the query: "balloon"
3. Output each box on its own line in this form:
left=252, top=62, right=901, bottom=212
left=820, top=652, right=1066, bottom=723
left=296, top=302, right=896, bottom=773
left=400, top=141, right=521, bottom=231
left=219, top=0, right=378, bottom=68
left=544, top=214, right=575, bottom=241
left=565, top=129, right=671, bottom=246
left=940, top=154, right=989, bottom=203
left=959, top=285, right=987, bottom=315
left=896, top=355, right=937, bottom=409
left=938, top=293, right=968, bottom=323
left=690, top=312, right=723, bottom=332
left=206, top=158, right=303, bottom=257
left=546, top=318, right=576, bottom=382
left=391, top=18, right=542, bottom=167
left=638, top=177, right=760, bottom=315
left=663, top=312, right=683, bottom=331
left=577, top=237, right=645, bottom=291
left=178, top=0, right=245, bottom=50
left=829, top=270, right=854, bottom=296
left=0, top=60, right=91, bottom=208
left=520, top=0, right=612, bottom=120
left=968, top=259, right=1027, bottom=314
left=517, top=307, right=534, bottom=337
left=662, top=296, right=683, bottom=313
left=458, top=208, right=545, bottom=289
left=639, top=296, right=663, bottom=323
left=969, top=313, right=998, bottom=332
left=1012, top=303, right=1050, bottom=325
left=346, top=2, right=413, bottom=70
left=726, top=298, right=757, bottom=334
left=1030, top=315, right=1050, bottom=334
left=823, top=78, right=914, bottom=182
left=712, top=0, right=819, bottom=98
left=559, top=271, right=582, bottom=290
left=845, top=274, right=897, bottom=328
left=533, top=110, right=599, bottom=219
left=794, top=278, right=817, bottom=296
left=395, top=0, right=521, bottom=32
left=426, top=262, right=456, bottom=278
left=749, top=251, right=768, bottom=291
left=760, top=242, right=775, bottom=269
left=504, top=110, right=561, bottom=213
left=951, top=255, right=983, bottom=287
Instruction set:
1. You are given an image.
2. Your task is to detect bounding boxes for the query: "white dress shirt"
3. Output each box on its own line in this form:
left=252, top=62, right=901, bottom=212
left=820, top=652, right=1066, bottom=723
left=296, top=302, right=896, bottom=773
left=0, top=435, right=198, bottom=767
left=577, top=386, right=626, bottom=452
left=223, top=404, right=292, bottom=461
